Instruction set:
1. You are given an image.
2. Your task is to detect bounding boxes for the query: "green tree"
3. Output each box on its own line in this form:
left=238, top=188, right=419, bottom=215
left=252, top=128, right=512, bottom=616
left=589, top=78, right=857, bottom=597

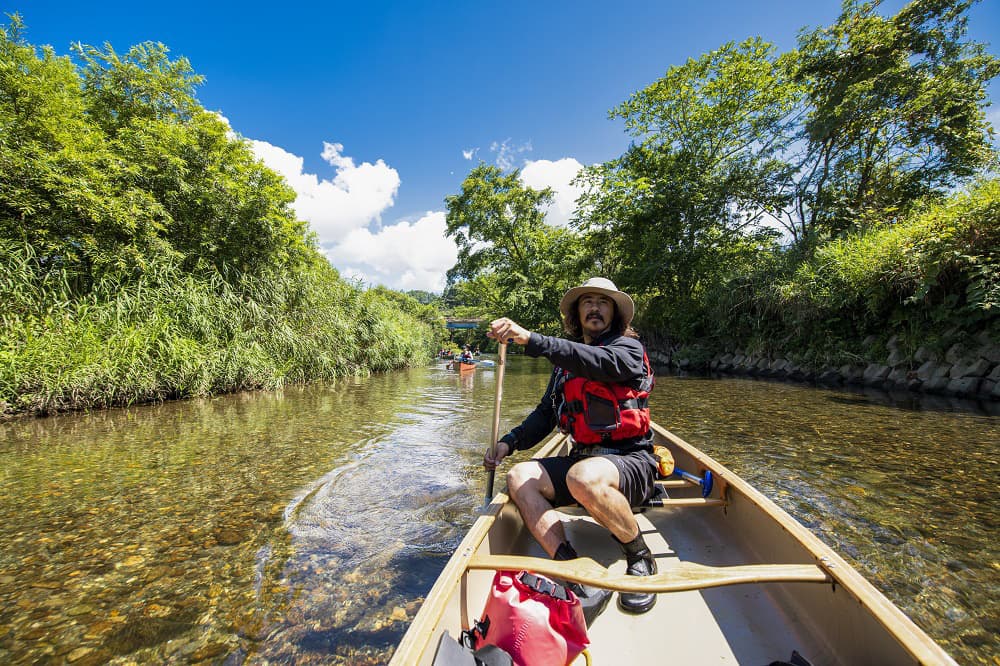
left=786, top=0, right=999, bottom=238
left=445, top=164, right=588, bottom=333
left=576, top=38, right=795, bottom=336
left=74, top=40, right=315, bottom=280
left=0, top=17, right=173, bottom=291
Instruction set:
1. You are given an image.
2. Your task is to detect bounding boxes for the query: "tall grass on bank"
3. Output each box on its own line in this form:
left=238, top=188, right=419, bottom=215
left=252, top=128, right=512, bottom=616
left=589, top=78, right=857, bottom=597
left=0, top=246, right=437, bottom=416
left=700, top=179, right=999, bottom=365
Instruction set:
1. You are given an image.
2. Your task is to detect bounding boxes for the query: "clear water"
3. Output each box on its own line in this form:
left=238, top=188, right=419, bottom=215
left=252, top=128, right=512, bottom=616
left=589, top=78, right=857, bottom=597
left=0, top=357, right=996, bottom=664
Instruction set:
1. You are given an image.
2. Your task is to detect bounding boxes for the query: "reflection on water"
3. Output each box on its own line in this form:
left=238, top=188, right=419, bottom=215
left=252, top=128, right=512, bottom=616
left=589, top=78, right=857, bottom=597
left=0, top=358, right=996, bottom=664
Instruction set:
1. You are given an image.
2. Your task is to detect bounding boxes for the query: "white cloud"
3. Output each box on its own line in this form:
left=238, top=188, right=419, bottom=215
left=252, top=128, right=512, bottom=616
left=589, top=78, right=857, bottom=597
left=520, top=158, right=585, bottom=227
left=462, top=147, right=479, bottom=160
left=490, top=138, right=533, bottom=170
left=325, top=212, right=458, bottom=292
left=248, top=140, right=456, bottom=291
left=250, top=140, right=400, bottom=240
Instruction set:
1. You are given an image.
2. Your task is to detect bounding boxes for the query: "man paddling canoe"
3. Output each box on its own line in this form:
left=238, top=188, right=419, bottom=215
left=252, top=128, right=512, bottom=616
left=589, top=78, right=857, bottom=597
left=483, top=277, right=659, bottom=620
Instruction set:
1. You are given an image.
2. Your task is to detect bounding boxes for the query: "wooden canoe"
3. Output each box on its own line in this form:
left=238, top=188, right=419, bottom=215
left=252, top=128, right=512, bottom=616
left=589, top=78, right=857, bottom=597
left=390, top=422, right=956, bottom=665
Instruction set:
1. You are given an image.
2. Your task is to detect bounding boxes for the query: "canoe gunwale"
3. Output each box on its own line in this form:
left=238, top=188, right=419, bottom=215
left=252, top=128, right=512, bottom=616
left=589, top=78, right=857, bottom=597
left=390, top=426, right=957, bottom=666
left=649, top=423, right=957, bottom=665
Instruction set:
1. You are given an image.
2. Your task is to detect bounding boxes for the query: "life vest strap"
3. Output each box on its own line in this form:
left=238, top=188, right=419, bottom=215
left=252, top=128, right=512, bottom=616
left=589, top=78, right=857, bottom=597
left=573, top=444, right=627, bottom=457
left=563, top=396, right=647, bottom=414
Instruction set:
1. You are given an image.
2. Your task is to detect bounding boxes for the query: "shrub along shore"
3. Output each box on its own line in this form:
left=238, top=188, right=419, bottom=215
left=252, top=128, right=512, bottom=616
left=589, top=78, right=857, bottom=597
left=644, top=179, right=1000, bottom=403
left=0, top=20, right=442, bottom=418
left=0, top=244, right=442, bottom=418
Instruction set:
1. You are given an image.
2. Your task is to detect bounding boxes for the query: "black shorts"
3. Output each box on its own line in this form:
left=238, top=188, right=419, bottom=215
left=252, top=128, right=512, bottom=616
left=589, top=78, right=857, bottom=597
left=537, top=448, right=658, bottom=508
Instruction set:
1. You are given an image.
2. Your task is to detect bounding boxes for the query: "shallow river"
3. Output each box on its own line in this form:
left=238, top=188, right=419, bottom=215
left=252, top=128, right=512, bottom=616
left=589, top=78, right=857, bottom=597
left=0, top=356, right=996, bottom=664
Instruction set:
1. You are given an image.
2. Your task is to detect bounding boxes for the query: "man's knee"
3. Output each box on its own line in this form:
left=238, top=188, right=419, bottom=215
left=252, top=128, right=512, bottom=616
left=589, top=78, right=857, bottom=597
left=506, top=462, right=537, bottom=498
left=566, top=461, right=614, bottom=503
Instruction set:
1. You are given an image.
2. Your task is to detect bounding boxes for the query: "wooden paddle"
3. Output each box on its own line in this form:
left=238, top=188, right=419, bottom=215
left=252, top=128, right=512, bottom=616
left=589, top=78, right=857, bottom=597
left=468, top=554, right=831, bottom=593
left=483, top=341, right=508, bottom=508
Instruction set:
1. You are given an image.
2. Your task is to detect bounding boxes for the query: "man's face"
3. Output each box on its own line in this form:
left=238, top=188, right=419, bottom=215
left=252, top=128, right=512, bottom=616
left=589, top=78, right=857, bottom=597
left=577, top=293, right=615, bottom=338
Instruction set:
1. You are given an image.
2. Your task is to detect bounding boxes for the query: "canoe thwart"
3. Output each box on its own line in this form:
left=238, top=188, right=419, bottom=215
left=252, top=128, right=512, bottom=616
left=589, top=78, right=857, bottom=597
left=645, top=497, right=727, bottom=508
left=656, top=479, right=691, bottom=488
left=468, top=555, right=832, bottom=593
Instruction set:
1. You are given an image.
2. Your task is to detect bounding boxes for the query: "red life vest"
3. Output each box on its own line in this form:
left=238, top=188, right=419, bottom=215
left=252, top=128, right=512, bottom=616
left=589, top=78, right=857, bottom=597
left=557, top=349, right=653, bottom=445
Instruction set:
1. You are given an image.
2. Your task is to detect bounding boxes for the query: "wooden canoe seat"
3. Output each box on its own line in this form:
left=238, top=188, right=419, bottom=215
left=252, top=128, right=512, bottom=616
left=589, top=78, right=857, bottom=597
left=468, top=554, right=832, bottom=594
left=637, top=482, right=726, bottom=509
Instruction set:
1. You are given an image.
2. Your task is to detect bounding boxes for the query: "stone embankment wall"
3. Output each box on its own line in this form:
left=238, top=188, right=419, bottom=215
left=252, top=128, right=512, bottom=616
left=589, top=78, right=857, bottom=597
left=648, top=332, right=1000, bottom=402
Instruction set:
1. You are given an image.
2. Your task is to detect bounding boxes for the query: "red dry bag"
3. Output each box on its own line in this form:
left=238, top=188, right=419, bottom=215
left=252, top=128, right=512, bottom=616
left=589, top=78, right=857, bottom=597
left=476, top=570, right=589, bottom=666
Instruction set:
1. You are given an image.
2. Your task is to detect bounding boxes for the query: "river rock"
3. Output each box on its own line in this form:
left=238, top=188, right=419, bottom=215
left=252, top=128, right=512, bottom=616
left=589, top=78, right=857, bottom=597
left=887, top=367, right=909, bottom=386
left=817, top=369, right=842, bottom=385
left=649, top=350, right=670, bottom=365
left=946, top=378, right=981, bottom=397
left=980, top=379, right=997, bottom=399
left=924, top=374, right=951, bottom=393
left=887, top=348, right=908, bottom=367
left=976, top=342, right=1000, bottom=364
left=863, top=364, right=890, bottom=386
left=916, top=361, right=940, bottom=381
left=945, top=343, right=966, bottom=365
left=950, top=358, right=992, bottom=379
left=913, top=345, right=938, bottom=363
left=66, top=647, right=93, bottom=663
left=841, top=365, right=864, bottom=384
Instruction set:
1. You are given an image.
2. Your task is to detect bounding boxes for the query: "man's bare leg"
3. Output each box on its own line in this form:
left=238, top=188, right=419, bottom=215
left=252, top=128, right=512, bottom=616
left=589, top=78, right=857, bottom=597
left=506, top=461, right=566, bottom=557
left=565, top=457, right=638, bottom=541
left=566, top=456, right=657, bottom=613
left=507, top=458, right=614, bottom=622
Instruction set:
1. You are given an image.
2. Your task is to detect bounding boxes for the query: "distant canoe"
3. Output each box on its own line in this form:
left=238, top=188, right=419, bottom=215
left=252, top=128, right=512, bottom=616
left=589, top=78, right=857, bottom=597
left=390, top=422, right=956, bottom=665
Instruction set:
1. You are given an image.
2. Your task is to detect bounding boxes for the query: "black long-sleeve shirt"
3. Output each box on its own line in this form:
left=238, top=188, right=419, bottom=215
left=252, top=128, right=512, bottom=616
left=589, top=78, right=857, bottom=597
left=499, top=329, right=652, bottom=453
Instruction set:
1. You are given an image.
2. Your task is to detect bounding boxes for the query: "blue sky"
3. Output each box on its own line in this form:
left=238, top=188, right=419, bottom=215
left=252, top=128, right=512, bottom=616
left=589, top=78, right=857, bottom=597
left=12, top=1, right=999, bottom=292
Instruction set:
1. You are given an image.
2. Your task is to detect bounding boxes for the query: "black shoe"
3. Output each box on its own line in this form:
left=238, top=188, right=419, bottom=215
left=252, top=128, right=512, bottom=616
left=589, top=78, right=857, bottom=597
left=616, top=533, right=657, bottom=614
left=565, top=580, right=612, bottom=626
left=553, top=541, right=612, bottom=626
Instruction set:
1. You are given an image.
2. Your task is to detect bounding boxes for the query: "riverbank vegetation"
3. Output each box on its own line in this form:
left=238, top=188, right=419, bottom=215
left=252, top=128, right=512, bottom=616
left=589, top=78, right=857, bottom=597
left=445, top=0, right=999, bottom=366
left=0, top=17, right=441, bottom=417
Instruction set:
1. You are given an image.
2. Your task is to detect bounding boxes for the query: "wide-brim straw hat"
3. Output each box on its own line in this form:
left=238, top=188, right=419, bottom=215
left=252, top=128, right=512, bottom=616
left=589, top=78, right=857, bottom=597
left=559, top=277, right=635, bottom=327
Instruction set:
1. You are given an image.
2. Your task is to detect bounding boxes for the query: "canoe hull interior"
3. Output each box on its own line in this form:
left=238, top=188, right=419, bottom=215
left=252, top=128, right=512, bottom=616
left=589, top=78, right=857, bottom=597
left=391, top=424, right=955, bottom=666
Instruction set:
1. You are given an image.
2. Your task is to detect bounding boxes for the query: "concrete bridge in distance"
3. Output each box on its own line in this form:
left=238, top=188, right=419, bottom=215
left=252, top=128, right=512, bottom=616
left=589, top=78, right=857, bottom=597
left=445, top=318, right=483, bottom=330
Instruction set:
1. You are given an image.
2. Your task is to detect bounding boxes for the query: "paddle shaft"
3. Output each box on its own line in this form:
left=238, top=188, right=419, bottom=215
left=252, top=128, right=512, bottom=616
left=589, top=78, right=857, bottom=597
left=484, top=342, right=508, bottom=505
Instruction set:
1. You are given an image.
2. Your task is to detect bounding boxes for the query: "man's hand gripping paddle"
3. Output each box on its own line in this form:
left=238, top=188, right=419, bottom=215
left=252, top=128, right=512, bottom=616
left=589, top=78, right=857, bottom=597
left=481, top=341, right=508, bottom=512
